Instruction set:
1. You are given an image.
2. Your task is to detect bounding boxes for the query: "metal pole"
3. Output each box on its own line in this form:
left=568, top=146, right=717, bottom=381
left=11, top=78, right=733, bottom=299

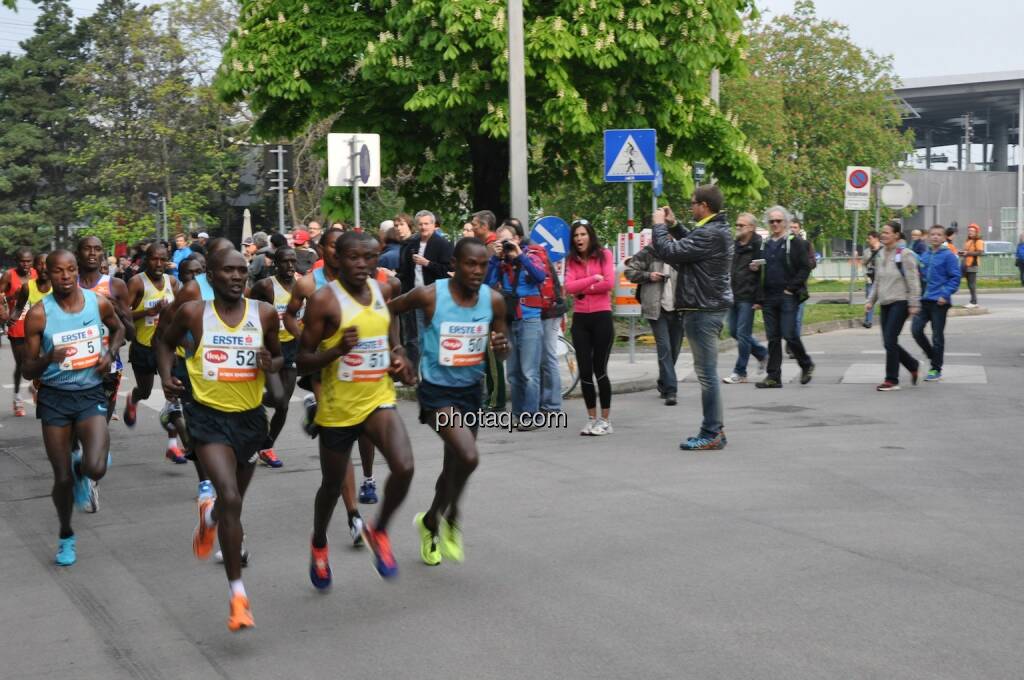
left=626, top=180, right=635, bottom=364
left=874, top=178, right=881, bottom=233
left=350, top=136, right=361, bottom=229
left=1017, top=88, right=1023, bottom=236
left=276, top=144, right=286, bottom=233
left=848, top=210, right=859, bottom=305
left=508, top=0, right=529, bottom=223
left=161, top=197, right=168, bottom=241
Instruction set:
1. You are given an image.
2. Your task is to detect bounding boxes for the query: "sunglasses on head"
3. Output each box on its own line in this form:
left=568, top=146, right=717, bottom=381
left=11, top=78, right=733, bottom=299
left=572, top=219, right=590, bottom=227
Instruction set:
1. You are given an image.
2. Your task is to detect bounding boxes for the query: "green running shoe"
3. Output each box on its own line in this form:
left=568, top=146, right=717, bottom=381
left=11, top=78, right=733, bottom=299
left=439, top=517, right=464, bottom=563
left=414, top=512, right=441, bottom=566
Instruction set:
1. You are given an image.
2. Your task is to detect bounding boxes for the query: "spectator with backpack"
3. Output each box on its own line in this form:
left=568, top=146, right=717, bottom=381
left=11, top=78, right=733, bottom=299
left=564, top=219, right=615, bottom=435
left=865, top=221, right=921, bottom=391
left=484, top=222, right=548, bottom=429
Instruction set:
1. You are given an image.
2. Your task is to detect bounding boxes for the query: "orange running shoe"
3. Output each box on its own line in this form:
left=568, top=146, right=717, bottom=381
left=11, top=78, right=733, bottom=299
left=192, top=498, right=217, bottom=560
left=227, top=594, right=254, bottom=632
left=362, top=524, right=398, bottom=579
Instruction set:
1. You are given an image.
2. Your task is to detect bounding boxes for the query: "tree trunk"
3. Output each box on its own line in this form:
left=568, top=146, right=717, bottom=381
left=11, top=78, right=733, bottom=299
left=468, top=134, right=510, bottom=221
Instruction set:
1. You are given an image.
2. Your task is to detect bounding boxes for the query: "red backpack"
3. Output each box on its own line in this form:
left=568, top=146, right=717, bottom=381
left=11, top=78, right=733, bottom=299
left=520, top=244, right=567, bottom=319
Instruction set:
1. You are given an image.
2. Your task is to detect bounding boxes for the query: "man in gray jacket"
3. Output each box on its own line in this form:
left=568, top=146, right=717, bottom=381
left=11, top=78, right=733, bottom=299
left=625, top=221, right=685, bottom=406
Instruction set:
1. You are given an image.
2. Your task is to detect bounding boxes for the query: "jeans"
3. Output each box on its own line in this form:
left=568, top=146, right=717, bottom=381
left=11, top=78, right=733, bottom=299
left=539, top=316, right=563, bottom=412
left=864, top=282, right=875, bottom=324
left=794, top=301, right=806, bottom=335
left=726, top=302, right=767, bottom=377
left=911, top=299, right=948, bottom=372
left=965, top=271, right=977, bottom=304
left=762, top=294, right=813, bottom=381
left=683, top=310, right=726, bottom=438
left=649, top=311, right=685, bottom=396
left=507, top=317, right=543, bottom=417
left=880, top=301, right=920, bottom=383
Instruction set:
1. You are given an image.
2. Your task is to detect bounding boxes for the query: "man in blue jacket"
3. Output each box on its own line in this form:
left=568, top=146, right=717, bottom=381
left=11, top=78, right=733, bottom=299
left=912, top=224, right=960, bottom=382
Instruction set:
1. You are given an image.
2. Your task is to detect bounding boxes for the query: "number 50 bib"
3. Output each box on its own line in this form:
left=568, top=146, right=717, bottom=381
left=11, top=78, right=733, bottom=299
left=438, top=321, right=487, bottom=366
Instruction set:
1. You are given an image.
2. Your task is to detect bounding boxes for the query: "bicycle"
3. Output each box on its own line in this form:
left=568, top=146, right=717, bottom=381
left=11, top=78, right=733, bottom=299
left=557, top=330, right=579, bottom=398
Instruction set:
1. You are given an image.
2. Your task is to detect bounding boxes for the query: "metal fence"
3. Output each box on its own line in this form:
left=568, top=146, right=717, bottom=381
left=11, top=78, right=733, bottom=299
left=812, top=254, right=1020, bottom=281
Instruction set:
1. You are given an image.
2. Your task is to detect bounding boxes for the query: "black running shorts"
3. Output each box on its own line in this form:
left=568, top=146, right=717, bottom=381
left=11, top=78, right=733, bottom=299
left=184, top=400, right=267, bottom=465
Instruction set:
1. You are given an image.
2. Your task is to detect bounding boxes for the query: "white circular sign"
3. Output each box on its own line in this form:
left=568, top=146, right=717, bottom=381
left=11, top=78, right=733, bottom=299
left=880, top=180, right=914, bottom=209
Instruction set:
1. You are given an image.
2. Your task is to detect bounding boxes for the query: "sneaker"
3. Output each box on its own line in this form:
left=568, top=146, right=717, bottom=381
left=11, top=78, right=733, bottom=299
left=361, top=524, right=398, bottom=579
left=680, top=431, right=727, bottom=451
left=965, top=302, right=977, bottom=309
left=257, top=448, right=283, bottom=468
left=923, top=369, right=942, bottom=382
left=755, top=378, right=782, bottom=389
left=590, top=418, right=612, bottom=436
left=580, top=418, right=596, bottom=436
left=349, top=514, right=365, bottom=547
left=55, top=535, right=76, bottom=567
left=439, top=517, right=464, bottom=563
left=227, top=594, right=254, bottom=632
left=83, top=480, right=99, bottom=514
left=757, top=356, right=767, bottom=375
left=800, top=364, right=815, bottom=385
left=309, top=539, right=333, bottom=590
left=123, top=393, right=137, bottom=428
left=722, top=373, right=747, bottom=384
left=70, top=449, right=90, bottom=511
left=876, top=381, right=900, bottom=391
left=861, top=320, right=872, bottom=329
left=197, top=480, right=215, bottom=502
left=413, top=512, right=441, bottom=566
left=302, top=395, right=319, bottom=438
left=165, top=446, right=187, bottom=465
left=664, top=395, right=677, bottom=406
left=193, top=498, right=217, bottom=560
left=359, top=479, right=378, bottom=504
left=13, top=397, right=25, bottom=417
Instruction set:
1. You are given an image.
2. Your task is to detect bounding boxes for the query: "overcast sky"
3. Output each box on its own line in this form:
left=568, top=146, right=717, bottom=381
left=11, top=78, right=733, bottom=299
left=1, top=0, right=1021, bottom=80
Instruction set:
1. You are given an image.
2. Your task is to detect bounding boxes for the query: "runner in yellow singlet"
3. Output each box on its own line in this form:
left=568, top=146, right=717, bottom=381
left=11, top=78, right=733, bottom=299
left=298, top=231, right=416, bottom=587
left=123, top=243, right=179, bottom=444
left=157, top=247, right=282, bottom=632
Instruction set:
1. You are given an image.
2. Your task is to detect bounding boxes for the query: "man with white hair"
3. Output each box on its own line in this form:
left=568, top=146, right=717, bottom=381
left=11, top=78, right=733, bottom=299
left=753, top=206, right=815, bottom=388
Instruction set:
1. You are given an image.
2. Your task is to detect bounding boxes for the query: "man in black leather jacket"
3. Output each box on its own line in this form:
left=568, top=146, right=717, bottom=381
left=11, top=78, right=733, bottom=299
left=651, top=184, right=734, bottom=451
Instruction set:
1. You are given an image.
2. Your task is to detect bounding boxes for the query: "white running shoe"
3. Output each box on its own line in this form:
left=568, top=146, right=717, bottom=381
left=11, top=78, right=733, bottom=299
left=84, top=480, right=99, bottom=513
left=580, top=418, right=596, bottom=436
left=723, top=373, right=747, bottom=384
left=349, top=515, right=365, bottom=547
left=590, top=418, right=613, bottom=436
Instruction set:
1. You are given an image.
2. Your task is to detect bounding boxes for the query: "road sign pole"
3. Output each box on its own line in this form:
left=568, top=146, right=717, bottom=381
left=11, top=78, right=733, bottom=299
left=626, top=180, right=635, bottom=364
left=849, top=210, right=859, bottom=305
left=874, top=178, right=881, bottom=232
left=350, top=136, right=360, bottom=230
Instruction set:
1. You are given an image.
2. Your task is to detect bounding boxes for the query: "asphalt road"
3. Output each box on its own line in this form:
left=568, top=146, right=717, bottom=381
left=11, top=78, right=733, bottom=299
left=2, top=293, right=1023, bottom=680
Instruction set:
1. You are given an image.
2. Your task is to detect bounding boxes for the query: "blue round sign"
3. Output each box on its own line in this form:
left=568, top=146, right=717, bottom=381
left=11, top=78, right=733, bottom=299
left=529, top=216, right=571, bottom=263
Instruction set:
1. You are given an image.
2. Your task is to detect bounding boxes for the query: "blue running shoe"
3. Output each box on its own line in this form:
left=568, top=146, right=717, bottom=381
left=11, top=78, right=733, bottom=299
left=358, top=478, right=378, bottom=504
left=198, top=480, right=215, bottom=502
left=55, top=535, right=76, bottom=566
left=309, top=540, right=332, bottom=590
left=680, top=431, right=727, bottom=451
left=70, top=449, right=90, bottom=510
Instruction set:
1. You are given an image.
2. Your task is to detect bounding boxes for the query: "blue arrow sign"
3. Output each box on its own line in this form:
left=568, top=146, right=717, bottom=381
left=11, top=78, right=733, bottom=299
left=529, top=216, right=571, bottom=263
left=604, top=129, right=657, bottom=182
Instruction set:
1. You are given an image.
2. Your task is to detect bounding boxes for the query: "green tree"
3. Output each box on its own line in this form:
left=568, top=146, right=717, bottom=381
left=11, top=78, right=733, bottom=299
left=722, top=0, right=912, bottom=240
left=217, top=0, right=766, bottom=219
left=0, top=0, right=90, bottom=252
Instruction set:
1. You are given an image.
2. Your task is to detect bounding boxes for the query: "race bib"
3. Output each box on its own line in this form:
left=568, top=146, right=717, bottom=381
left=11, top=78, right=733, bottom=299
left=201, top=330, right=261, bottom=382
left=144, top=298, right=162, bottom=326
left=337, top=335, right=389, bottom=382
left=54, top=325, right=103, bottom=371
left=275, top=302, right=288, bottom=323
left=438, top=321, right=488, bottom=367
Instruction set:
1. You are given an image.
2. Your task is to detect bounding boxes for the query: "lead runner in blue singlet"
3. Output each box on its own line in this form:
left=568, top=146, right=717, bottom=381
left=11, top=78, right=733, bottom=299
left=388, top=237, right=510, bottom=566
left=22, top=250, right=125, bottom=567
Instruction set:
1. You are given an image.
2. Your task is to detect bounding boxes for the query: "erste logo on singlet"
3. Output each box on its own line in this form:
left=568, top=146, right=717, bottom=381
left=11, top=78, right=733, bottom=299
left=55, top=325, right=103, bottom=370
left=203, top=329, right=261, bottom=382
left=338, top=335, right=389, bottom=382
left=438, top=321, right=487, bottom=367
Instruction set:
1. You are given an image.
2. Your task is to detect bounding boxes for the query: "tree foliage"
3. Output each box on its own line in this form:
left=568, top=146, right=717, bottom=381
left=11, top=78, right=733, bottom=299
left=721, top=0, right=912, bottom=239
left=218, top=0, right=766, bottom=219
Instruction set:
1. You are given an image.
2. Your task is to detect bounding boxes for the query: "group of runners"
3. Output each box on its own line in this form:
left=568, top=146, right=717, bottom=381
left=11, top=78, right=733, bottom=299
left=6, top=228, right=510, bottom=633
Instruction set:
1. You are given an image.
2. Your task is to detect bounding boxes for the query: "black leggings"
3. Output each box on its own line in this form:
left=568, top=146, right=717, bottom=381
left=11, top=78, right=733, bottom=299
left=572, top=311, right=614, bottom=410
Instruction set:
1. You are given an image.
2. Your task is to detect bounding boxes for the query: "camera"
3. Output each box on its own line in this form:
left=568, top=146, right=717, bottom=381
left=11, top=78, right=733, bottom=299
left=501, top=240, right=516, bottom=254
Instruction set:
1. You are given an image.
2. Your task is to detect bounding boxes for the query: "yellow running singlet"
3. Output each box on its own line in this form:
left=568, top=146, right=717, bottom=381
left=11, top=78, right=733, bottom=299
left=27, top=279, right=51, bottom=307
left=271, top=277, right=295, bottom=342
left=133, top=274, right=174, bottom=347
left=186, top=299, right=265, bottom=412
left=316, top=279, right=395, bottom=428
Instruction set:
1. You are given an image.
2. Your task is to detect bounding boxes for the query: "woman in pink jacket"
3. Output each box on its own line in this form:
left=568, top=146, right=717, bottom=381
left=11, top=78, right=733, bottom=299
left=564, top=220, right=615, bottom=435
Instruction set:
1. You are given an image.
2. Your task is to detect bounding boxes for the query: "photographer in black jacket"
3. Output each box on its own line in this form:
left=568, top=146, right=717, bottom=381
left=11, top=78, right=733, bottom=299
left=753, top=205, right=814, bottom=388
left=651, top=184, right=733, bottom=451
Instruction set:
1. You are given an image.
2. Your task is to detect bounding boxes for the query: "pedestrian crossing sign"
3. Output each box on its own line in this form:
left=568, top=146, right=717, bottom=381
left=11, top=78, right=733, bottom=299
left=604, top=129, right=657, bottom=182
